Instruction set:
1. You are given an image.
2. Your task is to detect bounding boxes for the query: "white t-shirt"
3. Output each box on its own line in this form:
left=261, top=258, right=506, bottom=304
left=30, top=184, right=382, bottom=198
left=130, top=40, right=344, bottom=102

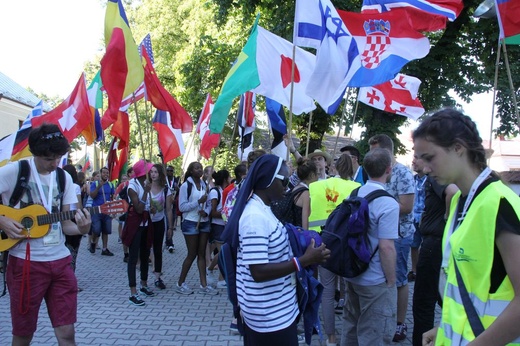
left=128, top=178, right=150, bottom=226
left=208, top=187, right=224, bottom=226
left=150, top=187, right=172, bottom=223
left=0, top=159, right=77, bottom=261
left=237, top=194, right=298, bottom=333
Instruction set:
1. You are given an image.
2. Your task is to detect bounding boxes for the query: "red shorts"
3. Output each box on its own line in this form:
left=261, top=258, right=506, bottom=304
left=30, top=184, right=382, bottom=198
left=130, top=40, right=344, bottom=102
left=6, top=255, right=77, bottom=337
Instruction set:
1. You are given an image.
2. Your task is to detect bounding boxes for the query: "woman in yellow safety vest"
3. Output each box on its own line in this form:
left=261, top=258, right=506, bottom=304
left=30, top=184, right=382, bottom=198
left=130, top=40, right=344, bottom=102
left=413, top=108, right=520, bottom=346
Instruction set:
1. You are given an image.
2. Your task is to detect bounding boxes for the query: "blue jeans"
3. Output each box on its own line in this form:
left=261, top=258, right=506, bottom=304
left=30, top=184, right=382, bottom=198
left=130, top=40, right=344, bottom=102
left=91, top=213, right=112, bottom=236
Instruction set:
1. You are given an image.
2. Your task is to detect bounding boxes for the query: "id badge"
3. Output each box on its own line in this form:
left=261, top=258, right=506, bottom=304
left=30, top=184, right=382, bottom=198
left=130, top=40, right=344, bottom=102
left=291, top=272, right=297, bottom=286
left=43, top=223, right=61, bottom=246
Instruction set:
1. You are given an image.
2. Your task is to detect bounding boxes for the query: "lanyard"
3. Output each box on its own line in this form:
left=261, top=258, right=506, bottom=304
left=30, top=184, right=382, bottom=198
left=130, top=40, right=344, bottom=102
left=30, top=159, right=55, bottom=213
left=441, top=167, right=492, bottom=269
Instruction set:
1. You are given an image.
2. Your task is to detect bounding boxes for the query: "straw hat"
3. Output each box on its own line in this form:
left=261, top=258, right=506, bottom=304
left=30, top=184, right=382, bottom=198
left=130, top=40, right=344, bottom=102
left=308, top=149, right=332, bottom=165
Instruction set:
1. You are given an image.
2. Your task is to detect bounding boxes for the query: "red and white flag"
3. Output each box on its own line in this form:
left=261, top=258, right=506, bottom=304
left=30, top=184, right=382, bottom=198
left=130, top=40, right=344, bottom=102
left=32, top=73, right=92, bottom=142
left=196, top=94, right=220, bottom=159
left=358, top=73, right=425, bottom=120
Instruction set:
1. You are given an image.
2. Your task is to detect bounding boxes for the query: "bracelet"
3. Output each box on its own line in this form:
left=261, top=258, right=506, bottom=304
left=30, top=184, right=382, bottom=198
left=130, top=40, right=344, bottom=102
left=292, top=257, right=302, bottom=272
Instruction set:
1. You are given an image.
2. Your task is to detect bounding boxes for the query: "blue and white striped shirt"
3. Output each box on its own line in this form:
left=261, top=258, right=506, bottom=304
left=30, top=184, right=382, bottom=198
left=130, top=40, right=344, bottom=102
left=237, top=194, right=298, bottom=333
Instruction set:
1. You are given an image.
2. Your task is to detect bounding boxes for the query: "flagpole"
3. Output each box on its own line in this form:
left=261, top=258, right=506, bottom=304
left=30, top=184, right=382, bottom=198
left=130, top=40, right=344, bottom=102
left=225, top=116, right=238, bottom=168
left=287, top=44, right=297, bottom=162
left=501, top=41, right=520, bottom=131
left=132, top=92, right=147, bottom=160
left=348, top=90, right=360, bottom=139
left=144, top=100, right=153, bottom=160
left=305, top=111, right=313, bottom=157
left=489, top=39, right=502, bottom=154
left=332, top=88, right=351, bottom=159
left=182, top=128, right=197, bottom=172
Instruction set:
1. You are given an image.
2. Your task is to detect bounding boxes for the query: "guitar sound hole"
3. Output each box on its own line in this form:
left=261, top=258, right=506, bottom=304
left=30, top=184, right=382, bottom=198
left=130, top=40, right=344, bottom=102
left=21, top=217, right=34, bottom=230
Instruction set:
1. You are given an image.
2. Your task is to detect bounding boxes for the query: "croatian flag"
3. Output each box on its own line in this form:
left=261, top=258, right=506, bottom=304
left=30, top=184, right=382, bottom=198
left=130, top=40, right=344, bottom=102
left=338, top=9, right=430, bottom=88
left=293, top=0, right=361, bottom=114
left=361, top=0, right=463, bottom=22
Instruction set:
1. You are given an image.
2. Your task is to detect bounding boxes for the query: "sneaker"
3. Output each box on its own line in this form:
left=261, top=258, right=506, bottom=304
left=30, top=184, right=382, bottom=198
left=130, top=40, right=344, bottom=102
left=140, top=286, right=156, bottom=297
left=175, top=282, right=194, bottom=295
left=118, top=237, right=122, bottom=244
left=89, top=242, right=95, bottom=254
left=229, top=322, right=239, bottom=335
left=129, top=294, right=145, bottom=306
left=407, top=271, right=416, bottom=282
left=199, top=285, right=219, bottom=296
left=101, top=249, right=114, bottom=256
left=155, top=278, right=166, bottom=290
left=217, top=280, right=227, bottom=289
left=123, top=253, right=129, bottom=263
left=297, top=334, right=306, bottom=345
left=206, top=268, right=217, bottom=285
left=168, top=245, right=175, bottom=253
left=393, top=322, right=407, bottom=342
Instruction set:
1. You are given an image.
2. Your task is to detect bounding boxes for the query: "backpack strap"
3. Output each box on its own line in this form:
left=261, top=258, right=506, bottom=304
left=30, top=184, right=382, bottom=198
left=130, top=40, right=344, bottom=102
left=9, top=160, right=31, bottom=207
left=55, top=167, right=66, bottom=211
left=186, top=180, right=193, bottom=200
left=363, top=189, right=393, bottom=203
left=210, top=187, right=221, bottom=205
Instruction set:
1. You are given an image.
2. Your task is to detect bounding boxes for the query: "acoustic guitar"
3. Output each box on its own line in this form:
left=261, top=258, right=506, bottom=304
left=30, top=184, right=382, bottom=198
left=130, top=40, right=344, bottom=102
left=0, top=200, right=128, bottom=252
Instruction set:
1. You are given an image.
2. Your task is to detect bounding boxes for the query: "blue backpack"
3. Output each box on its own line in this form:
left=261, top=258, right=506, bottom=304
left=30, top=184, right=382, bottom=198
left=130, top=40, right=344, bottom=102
left=320, top=187, right=393, bottom=278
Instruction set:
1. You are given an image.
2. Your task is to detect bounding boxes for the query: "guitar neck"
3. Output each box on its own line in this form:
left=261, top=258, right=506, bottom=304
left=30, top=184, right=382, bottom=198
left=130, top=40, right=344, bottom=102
left=36, top=206, right=102, bottom=226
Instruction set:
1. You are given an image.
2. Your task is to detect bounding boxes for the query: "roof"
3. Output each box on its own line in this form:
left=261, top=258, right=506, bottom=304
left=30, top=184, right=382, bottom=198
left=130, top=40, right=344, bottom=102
left=0, top=71, right=51, bottom=111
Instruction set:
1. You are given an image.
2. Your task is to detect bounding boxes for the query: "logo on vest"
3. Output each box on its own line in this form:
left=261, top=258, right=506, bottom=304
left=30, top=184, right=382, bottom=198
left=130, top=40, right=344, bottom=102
left=325, top=187, right=340, bottom=203
left=454, top=247, right=475, bottom=263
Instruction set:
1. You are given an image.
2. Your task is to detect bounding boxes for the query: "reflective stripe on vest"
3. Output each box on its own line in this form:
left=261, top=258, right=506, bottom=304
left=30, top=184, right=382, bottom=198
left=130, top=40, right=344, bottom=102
left=437, top=181, right=520, bottom=345
left=308, top=219, right=326, bottom=228
left=445, top=282, right=510, bottom=318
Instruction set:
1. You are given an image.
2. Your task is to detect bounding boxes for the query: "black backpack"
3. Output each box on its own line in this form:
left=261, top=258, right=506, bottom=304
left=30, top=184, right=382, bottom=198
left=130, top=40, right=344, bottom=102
left=320, top=187, right=393, bottom=278
left=270, top=187, right=308, bottom=225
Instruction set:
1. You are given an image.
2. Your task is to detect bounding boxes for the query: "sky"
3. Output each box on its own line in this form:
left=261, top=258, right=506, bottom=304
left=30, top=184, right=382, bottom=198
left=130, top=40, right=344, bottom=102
left=0, top=1, right=497, bottom=141
left=0, top=1, right=105, bottom=98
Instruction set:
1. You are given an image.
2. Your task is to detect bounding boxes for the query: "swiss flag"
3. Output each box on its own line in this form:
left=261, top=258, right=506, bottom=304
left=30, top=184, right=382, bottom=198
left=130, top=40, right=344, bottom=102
left=358, top=73, right=425, bottom=120
left=196, top=94, right=220, bottom=159
left=32, top=73, right=92, bottom=142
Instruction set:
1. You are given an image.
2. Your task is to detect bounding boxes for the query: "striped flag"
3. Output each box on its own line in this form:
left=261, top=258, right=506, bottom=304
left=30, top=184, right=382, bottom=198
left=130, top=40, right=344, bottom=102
left=153, top=110, right=185, bottom=162
left=11, top=100, right=44, bottom=160
left=236, top=92, right=256, bottom=160
left=496, top=0, right=520, bottom=44
left=265, top=97, right=288, bottom=159
left=197, top=94, right=220, bottom=159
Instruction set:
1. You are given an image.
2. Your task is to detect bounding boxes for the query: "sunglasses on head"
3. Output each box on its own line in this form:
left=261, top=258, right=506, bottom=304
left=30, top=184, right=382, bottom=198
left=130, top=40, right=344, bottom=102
left=275, top=174, right=289, bottom=188
left=41, top=132, right=65, bottom=140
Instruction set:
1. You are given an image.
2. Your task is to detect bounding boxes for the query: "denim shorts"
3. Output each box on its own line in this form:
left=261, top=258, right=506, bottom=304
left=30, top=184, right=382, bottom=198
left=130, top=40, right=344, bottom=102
left=91, top=213, right=113, bottom=236
left=210, top=223, right=225, bottom=243
left=181, top=219, right=210, bottom=235
left=395, top=234, right=413, bottom=287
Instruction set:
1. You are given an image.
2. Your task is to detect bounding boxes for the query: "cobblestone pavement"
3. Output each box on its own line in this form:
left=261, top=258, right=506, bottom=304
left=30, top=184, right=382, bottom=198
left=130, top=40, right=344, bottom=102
left=0, top=219, right=439, bottom=345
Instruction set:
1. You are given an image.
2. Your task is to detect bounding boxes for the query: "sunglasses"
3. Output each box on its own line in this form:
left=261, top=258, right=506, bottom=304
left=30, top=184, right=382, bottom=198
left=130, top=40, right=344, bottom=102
left=275, top=174, right=289, bottom=188
left=41, top=132, right=65, bottom=140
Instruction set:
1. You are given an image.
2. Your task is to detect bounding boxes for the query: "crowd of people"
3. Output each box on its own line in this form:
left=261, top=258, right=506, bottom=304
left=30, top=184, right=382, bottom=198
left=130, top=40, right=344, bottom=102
left=1, top=108, right=520, bottom=346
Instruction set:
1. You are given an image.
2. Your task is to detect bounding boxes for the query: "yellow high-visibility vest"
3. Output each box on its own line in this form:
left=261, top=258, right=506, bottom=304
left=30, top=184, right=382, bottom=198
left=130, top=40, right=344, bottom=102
left=308, top=178, right=360, bottom=232
left=436, top=181, right=520, bottom=345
